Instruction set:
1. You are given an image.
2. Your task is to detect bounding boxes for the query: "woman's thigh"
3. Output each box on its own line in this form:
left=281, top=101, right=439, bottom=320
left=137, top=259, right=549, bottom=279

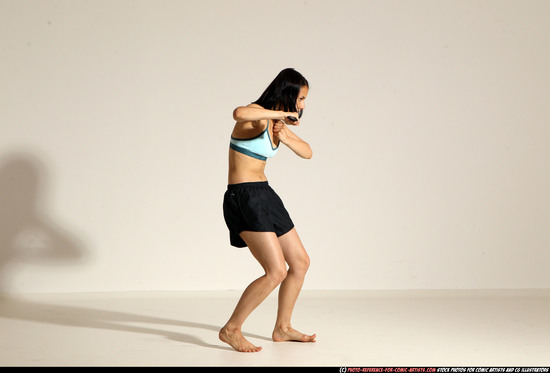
left=277, top=228, right=310, bottom=272
left=240, top=231, right=286, bottom=275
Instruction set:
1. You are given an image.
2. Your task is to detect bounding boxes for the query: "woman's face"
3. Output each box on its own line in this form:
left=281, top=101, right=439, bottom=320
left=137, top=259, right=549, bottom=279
left=296, top=85, right=308, bottom=112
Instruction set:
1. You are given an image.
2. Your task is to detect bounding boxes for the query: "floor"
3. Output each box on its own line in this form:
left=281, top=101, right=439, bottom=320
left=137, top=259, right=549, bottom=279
left=0, top=290, right=549, bottom=367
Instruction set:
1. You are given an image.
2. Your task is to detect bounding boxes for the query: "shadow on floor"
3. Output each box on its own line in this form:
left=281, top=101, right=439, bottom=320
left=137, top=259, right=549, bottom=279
left=0, top=295, right=274, bottom=351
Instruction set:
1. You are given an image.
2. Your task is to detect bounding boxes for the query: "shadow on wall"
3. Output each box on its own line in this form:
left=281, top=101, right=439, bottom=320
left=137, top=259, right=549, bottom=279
left=0, top=152, right=86, bottom=293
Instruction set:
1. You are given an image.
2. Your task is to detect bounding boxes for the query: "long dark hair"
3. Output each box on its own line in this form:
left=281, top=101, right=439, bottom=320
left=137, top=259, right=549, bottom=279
left=253, top=68, right=309, bottom=112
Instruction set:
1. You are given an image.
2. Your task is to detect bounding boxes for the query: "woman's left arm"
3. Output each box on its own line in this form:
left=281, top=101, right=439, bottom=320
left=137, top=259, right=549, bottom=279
left=273, top=121, right=313, bottom=159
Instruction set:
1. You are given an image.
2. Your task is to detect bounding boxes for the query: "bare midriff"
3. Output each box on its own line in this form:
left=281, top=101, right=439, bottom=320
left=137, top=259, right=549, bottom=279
left=228, top=148, right=268, bottom=184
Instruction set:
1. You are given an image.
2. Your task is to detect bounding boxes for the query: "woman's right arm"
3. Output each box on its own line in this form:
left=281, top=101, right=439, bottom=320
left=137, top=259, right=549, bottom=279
left=233, top=104, right=296, bottom=123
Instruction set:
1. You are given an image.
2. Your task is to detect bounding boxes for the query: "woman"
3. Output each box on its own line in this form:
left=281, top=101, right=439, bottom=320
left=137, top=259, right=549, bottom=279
left=220, top=68, right=316, bottom=352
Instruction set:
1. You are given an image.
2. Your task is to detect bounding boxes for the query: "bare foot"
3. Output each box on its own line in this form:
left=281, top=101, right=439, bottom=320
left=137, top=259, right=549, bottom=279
left=219, top=326, right=262, bottom=352
left=272, top=326, right=316, bottom=343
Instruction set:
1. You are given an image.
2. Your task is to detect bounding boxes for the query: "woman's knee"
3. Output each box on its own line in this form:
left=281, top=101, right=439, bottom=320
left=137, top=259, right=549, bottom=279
left=303, top=254, right=311, bottom=272
left=290, top=253, right=310, bottom=276
left=266, top=265, right=288, bottom=285
left=302, top=253, right=311, bottom=273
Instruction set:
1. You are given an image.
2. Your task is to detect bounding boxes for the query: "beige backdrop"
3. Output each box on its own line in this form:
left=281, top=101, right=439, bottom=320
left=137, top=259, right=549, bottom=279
left=1, top=0, right=549, bottom=293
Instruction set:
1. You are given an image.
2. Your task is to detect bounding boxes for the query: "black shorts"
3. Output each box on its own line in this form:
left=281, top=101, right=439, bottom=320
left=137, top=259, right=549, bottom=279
left=223, top=181, right=294, bottom=248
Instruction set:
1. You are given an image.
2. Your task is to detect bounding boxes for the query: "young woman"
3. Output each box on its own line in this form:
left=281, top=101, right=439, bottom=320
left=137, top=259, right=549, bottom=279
left=220, top=68, right=315, bottom=352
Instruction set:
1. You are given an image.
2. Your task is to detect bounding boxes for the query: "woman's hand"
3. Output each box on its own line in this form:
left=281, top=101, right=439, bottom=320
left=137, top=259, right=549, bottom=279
left=273, top=117, right=299, bottom=144
left=272, top=120, right=288, bottom=143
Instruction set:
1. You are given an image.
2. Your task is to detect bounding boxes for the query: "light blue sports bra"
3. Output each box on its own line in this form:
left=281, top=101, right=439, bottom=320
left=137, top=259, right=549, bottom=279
left=229, top=120, right=279, bottom=161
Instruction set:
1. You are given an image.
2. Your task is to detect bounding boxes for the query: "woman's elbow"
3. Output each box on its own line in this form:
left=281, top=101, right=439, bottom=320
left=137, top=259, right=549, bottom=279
left=233, top=107, right=245, bottom=121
